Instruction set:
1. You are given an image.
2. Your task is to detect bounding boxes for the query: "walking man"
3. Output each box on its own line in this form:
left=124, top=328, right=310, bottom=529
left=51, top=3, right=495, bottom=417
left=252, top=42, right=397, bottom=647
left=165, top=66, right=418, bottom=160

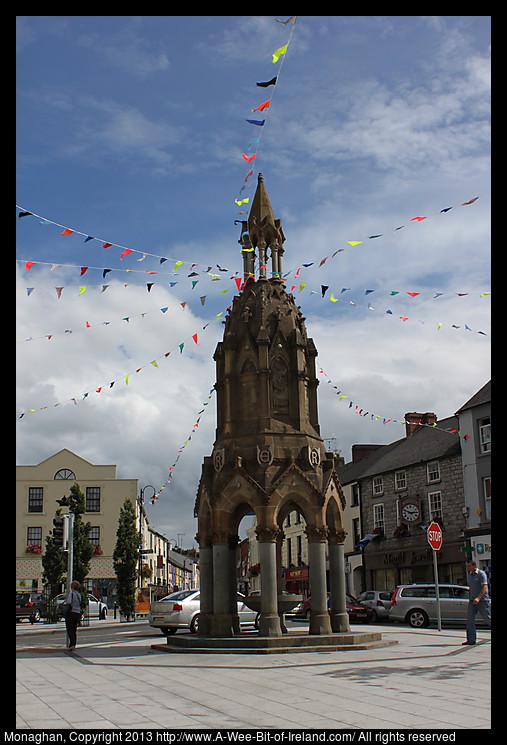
left=463, top=560, right=491, bottom=645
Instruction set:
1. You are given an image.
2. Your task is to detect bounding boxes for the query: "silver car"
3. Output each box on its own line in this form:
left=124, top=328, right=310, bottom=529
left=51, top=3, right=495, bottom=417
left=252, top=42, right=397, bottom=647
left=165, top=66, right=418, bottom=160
left=149, top=588, right=257, bottom=635
left=54, top=592, right=108, bottom=619
left=389, top=584, right=473, bottom=628
left=356, top=590, right=393, bottom=620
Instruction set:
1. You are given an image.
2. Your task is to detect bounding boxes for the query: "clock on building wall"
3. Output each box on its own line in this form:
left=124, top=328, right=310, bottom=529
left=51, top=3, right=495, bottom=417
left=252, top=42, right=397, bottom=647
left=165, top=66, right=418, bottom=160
left=400, top=498, right=421, bottom=524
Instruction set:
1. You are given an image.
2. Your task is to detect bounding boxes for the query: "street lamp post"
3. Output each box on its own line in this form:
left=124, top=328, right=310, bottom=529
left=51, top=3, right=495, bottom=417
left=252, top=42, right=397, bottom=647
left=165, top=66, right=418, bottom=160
left=138, top=486, right=155, bottom=591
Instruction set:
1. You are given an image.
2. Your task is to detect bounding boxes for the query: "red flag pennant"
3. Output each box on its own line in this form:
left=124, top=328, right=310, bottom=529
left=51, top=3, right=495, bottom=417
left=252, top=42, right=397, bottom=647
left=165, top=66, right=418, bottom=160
left=192, top=333, right=199, bottom=344
left=410, top=216, right=428, bottom=222
left=80, top=267, right=88, bottom=276
left=234, top=277, right=242, bottom=291
left=120, top=249, right=133, bottom=260
left=25, top=261, right=35, bottom=270
left=242, top=153, right=256, bottom=162
left=60, top=228, right=73, bottom=236
left=102, top=242, right=112, bottom=248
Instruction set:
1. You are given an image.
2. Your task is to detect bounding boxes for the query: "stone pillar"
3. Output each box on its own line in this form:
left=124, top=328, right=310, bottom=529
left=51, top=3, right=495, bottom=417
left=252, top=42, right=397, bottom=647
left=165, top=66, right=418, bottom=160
left=210, top=532, right=235, bottom=637
left=195, top=534, right=213, bottom=636
left=307, top=527, right=332, bottom=635
left=328, top=529, right=350, bottom=632
left=255, top=526, right=282, bottom=636
left=229, top=534, right=241, bottom=633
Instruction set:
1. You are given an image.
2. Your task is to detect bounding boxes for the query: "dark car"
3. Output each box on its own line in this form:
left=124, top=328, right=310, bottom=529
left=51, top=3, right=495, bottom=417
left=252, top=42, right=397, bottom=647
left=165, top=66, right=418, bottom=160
left=295, top=593, right=375, bottom=623
left=16, top=591, right=48, bottom=623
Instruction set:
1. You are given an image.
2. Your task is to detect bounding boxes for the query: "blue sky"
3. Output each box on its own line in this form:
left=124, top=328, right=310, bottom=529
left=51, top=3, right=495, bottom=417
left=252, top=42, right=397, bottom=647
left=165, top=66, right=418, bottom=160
left=16, top=16, right=490, bottom=545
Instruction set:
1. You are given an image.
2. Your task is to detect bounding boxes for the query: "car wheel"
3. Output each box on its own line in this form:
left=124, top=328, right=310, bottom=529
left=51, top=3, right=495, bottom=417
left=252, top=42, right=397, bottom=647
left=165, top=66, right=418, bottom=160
left=305, top=609, right=311, bottom=620
left=254, top=613, right=260, bottom=630
left=100, top=608, right=107, bottom=619
left=190, top=614, right=200, bottom=634
left=407, top=609, right=429, bottom=628
left=161, top=627, right=177, bottom=636
left=31, top=609, right=41, bottom=623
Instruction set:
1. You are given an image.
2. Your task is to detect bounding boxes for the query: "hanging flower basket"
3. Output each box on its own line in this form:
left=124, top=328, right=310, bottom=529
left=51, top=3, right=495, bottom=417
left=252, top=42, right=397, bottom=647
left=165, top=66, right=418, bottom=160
left=93, top=545, right=104, bottom=555
left=25, top=545, right=42, bottom=554
left=393, top=524, right=407, bottom=538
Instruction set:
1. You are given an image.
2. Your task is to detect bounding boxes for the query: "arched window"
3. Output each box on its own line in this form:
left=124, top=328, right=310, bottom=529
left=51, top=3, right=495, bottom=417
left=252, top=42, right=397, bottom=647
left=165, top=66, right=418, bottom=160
left=271, top=356, right=289, bottom=413
left=54, top=469, right=76, bottom=480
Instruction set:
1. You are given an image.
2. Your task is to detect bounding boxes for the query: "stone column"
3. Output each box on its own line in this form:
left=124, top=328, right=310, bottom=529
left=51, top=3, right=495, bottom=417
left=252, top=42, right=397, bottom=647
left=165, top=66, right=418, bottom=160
left=229, top=534, right=241, bottom=633
left=307, top=527, right=332, bottom=635
left=210, top=531, right=234, bottom=637
left=255, top=525, right=282, bottom=636
left=328, top=529, right=350, bottom=632
left=195, top=533, right=213, bottom=636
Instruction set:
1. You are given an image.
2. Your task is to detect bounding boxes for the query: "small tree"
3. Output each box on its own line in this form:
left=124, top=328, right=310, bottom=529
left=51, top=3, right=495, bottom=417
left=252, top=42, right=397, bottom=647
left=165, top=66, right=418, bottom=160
left=68, top=482, right=95, bottom=586
left=113, top=498, right=140, bottom=621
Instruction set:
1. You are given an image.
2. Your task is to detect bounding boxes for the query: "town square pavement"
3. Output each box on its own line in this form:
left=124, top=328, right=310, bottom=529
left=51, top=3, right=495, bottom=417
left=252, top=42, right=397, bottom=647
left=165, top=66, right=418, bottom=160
left=15, top=620, right=491, bottom=733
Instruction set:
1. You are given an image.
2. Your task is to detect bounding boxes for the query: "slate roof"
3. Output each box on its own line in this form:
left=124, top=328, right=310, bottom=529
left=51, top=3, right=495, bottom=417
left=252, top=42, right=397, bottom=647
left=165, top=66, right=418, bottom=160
left=338, top=415, right=461, bottom=485
left=455, top=380, right=491, bottom=413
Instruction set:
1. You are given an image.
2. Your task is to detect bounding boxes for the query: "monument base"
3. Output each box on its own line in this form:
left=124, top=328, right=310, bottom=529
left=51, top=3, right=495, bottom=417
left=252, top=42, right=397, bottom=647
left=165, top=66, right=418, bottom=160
left=152, top=630, right=397, bottom=655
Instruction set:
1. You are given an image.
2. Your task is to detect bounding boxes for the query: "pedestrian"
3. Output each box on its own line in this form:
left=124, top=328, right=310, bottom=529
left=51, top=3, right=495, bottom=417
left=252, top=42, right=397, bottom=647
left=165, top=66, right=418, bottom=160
left=64, top=580, right=82, bottom=651
left=463, top=560, right=491, bottom=645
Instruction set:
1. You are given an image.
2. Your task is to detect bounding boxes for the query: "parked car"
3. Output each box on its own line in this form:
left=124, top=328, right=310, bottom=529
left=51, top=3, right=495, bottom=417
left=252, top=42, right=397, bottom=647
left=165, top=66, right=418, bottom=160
left=149, top=588, right=257, bottom=635
left=294, top=593, right=375, bottom=623
left=16, top=592, right=48, bottom=623
left=356, top=590, right=393, bottom=621
left=389, top=584, right=483, bottom=628
left=54, top=593, right=108, bottom=619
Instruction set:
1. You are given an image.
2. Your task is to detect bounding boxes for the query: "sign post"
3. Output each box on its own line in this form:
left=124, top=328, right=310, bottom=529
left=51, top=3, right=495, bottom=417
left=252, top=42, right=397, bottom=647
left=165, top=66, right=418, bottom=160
left=427, top=521, right=443, bottom=631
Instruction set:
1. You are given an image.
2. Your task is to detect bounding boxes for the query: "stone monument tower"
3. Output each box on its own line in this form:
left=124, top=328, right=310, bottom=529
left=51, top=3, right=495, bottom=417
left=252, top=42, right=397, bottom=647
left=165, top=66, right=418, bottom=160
left=195, top=174, right=349, bottom=638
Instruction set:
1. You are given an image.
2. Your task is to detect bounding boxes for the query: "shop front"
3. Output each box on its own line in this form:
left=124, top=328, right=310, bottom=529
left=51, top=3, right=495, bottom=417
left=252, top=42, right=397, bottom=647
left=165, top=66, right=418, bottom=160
left=284, top=566, right=310, bottom=598
left=364, top=540, right=467, bottom=591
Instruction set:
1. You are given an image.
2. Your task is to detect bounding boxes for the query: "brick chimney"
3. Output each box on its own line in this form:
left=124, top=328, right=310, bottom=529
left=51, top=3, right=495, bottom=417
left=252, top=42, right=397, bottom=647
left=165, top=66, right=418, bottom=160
left=351, top=444, right=383, bottom=463
left=405, top=412, right=437, bottom=437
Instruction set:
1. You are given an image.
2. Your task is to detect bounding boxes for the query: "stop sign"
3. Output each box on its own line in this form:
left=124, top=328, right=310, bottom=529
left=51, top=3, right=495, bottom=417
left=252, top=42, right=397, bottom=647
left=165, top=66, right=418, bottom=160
left=427, top=521, right=443, bottom=551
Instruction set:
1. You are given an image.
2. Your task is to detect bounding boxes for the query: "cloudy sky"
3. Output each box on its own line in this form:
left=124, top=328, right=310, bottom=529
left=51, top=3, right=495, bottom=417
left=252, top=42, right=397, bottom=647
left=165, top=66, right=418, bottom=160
left=16, top=16, right=491, bottom=546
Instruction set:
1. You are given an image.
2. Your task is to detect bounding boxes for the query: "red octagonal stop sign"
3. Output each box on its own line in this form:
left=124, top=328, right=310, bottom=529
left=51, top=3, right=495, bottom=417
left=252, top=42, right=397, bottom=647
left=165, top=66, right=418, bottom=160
left=427, top=521, right=443, bottom=551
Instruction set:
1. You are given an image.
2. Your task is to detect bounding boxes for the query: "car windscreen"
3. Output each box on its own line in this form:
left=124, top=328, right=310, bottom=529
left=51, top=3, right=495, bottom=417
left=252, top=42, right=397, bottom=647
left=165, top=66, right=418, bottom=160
left=16, top=593, right=30, bottom=604
left=159, top=590, right=196, bottom=602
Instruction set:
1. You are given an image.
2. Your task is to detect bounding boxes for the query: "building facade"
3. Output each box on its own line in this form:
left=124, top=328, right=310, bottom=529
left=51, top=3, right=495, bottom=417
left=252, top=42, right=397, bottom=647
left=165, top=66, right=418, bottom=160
left=17, top=449, right=139, bottom=604
left=455, top=381, right=491, bottom=583
left=339, top=413, right=467, bottom=593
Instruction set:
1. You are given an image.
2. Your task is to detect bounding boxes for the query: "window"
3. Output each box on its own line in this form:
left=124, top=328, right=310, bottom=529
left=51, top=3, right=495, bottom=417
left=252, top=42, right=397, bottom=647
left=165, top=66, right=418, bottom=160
left=286, top=537, right=292, bottom=566
left=86, top=487, right=101, bottom=512
left=28, top=487, right=43, bottom=513
left=428, top=491, right=442, bottom=520
left=352, top=518, right=361, bottom=548
left=373, top=476, right=384, bottom=495
left=395, top=471, right=406, bottom=490
left=483, top=477, right=491, bottom=519
left=427, top=461, right=440, bottom=483
left=479, top=417, right=491, bottom=453
left=373, top=503, right=385, bottom=532
left=27, top=526, right=42, bottom=548
left=296, top=535, right=302, bottom=565
left=89, top=526, right=100, bottom=546
left=352, top=483, right=360, bottom=506
left=54, top=469, right=76, bottom=480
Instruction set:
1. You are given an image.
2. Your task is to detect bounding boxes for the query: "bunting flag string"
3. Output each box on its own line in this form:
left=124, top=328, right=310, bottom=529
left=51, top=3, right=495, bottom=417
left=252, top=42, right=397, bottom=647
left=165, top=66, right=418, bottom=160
left=18, top=258, right=489, bottom=339
left=149, top=388, right=215, bottom=504
left=17, top=297, right=201, bottom=344
left=17, top=307, right=227, bottom=419
left=233, top=16, right=297, bottom=213
left=316, top=364, right=468, bottom=439
left=18, top=256, right=489, bottom=305
left=17, top=190, right=488, bottom=289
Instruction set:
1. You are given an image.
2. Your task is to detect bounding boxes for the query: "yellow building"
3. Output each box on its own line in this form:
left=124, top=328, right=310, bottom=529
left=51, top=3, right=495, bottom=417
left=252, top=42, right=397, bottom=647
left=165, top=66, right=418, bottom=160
left=16, top=448, right=142, bottom=603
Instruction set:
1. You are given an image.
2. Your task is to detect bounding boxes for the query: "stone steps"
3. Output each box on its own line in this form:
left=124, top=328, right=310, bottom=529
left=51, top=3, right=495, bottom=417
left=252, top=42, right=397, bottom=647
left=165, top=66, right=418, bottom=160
left=151, top=631, right=398, bottom=655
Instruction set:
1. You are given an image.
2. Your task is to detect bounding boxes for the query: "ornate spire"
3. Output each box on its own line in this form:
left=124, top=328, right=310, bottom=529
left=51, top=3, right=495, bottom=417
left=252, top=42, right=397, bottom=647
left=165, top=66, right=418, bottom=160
left=241, top=173, right=285, bottom=281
